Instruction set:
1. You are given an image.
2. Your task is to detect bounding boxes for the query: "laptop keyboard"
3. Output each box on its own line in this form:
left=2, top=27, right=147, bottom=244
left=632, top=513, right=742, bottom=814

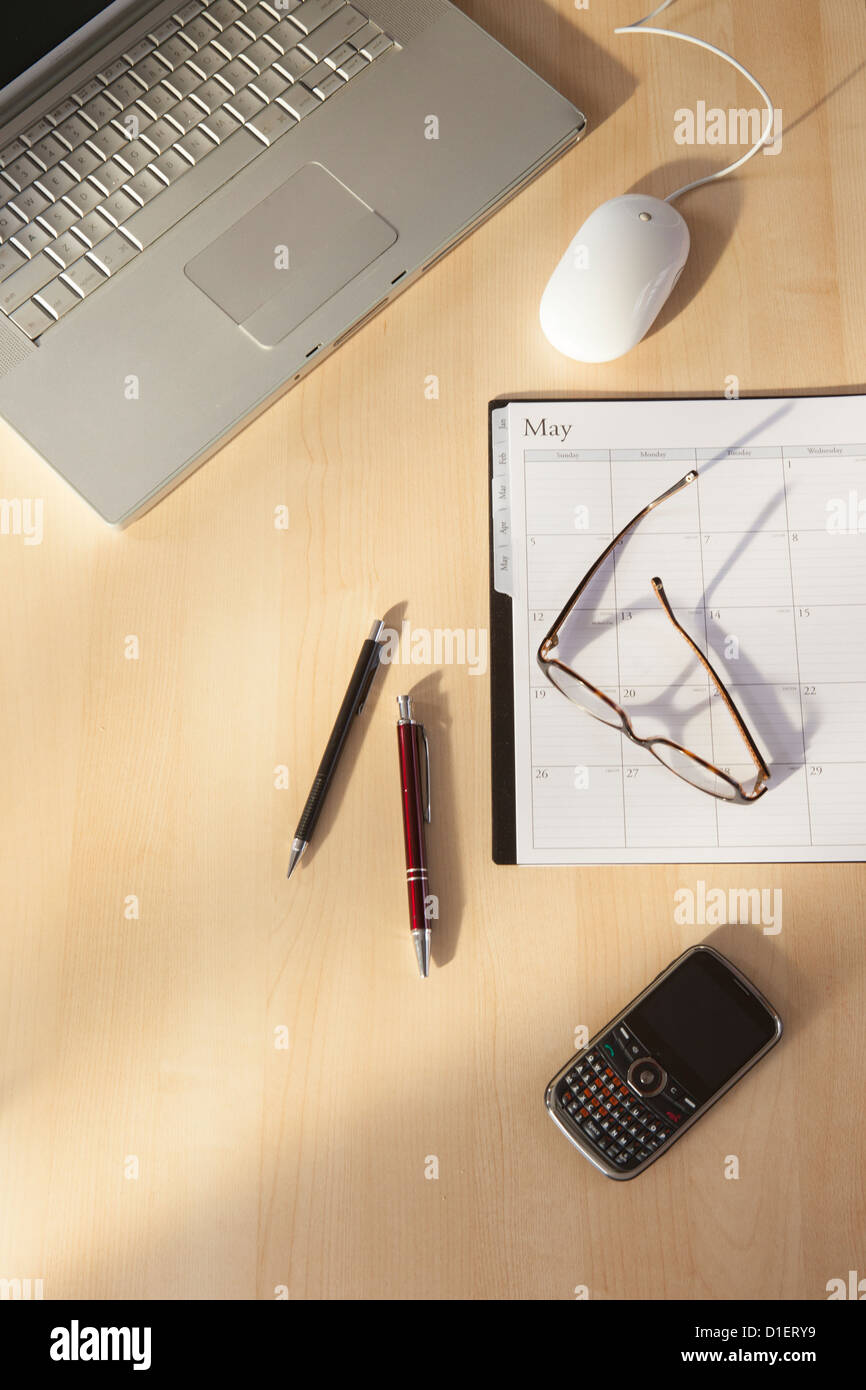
left=0, top=0, right=395, bottom=339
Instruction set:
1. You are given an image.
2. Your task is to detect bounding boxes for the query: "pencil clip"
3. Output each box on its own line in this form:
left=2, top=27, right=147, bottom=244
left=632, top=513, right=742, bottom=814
left=418, top=723, right=431, bottom=823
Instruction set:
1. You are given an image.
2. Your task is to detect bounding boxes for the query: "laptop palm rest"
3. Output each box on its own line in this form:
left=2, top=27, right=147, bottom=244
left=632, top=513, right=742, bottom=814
left=183, top=162, right=397, bottom=349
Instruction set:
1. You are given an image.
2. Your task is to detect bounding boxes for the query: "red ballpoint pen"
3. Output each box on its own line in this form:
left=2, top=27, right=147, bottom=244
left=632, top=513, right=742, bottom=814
left=396, top=695, right=432, bottom=977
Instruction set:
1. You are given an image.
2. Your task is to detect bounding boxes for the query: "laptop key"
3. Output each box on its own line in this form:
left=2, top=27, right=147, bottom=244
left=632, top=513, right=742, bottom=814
left=237, top=8, right=273, bottom=39
left=273, top=47, right=313, bottom=80
left=46, top=97, right=79, bottom=126
left=138, top=84, right=178, bottom=120
left=123, top=168, right=165, bottom=206
left=4, top=155, right=43, bottom=191
left=336, top=51, right=367, bottom=79
left=246, top=100, right=297, bottom=144
left=68, top=209, right=115, bottom=247
left=207, top=0, right=245, bottom=28
left=310, top=71, right=343, bottom=99
left=225, top=88, right=265, bottom=122
left=11, top=222, right=52, bottom=259
left=87, top=125, right=127, bottom=160
left=175, top=0, right=206, bottom=20
left=43, top=230, right=86, bottom=267
left=22, top=117, right=54, bottom=145
left=163, top=63, right=202, bottom=99
left=99, top=58, right=130, bottom=84
left=289, top=0, right=345, bottom=36
left=124, top=36, right=156, bottom=64
left=212, top=58, right=251, bottom=92
left=166, top=98, right=206, bottom=133
left=278, top=85, right=319, bottom=120
left=98, top=189, right=140, bottom=225
left=175, top=127, right=217, bottom=163
left=0, top=243, right=25, bottom=281
left=88, top=159, right=129, bottom=196
left=54, top=113, right=96, bottom=149
left=62, top=145, right=101, bottom=180
left=300, top=7, right=366, bottom=61
left=180, top=15, right=221, bottom=49
left=107, top=74, right=148, bottom=109
left=190, top=77, right=230, bottom=112
left=264, top=19, right=305, bottom=53
left=61, top=256, right=108, bottom=298
left=0, top=251, right=59, bottom=312
left=62, top=180, right=104, bottom=215
left=39, top=202, right=80, bottom=239
left=9, top=297, right=55, bottom=338
left=149, top=17, right=181, bottom=44
left=115, top=138, right=157, bottom=175
left=87, top=230, right=139, bottom=274
left=249, top=67, right=289, bottom=102
left=35, top=165, right=77, bottom=201
left=140, top=118, right=181, bottom=154
left=81, top=95, right=123, bottom=129
left=213, top=24, right=250, bottom=60
left=0, top=139, right=28, bottom=168
left=361, top=33, right=393, bottom=60
left=72, top=76, right=105, bottom=105
left=130, top=55, right=168, bottom=88
left=348, top=21, right=380, bottom=51
left=35, top=276, right=82, bottom=319
left=236, top=37, right=276, bottom=71
left=156, top=35, right=195, bottom=70
left=10, top=185, right=50, bottom=221
left=188, top=44, right=226, bottom=79
left=0, top=205, right=25, bottom=242
left=28, top=134, right=68, bottom=170
left=198, top=106, right=241, bottom=142
left=151, top=149, right=193, bottom=184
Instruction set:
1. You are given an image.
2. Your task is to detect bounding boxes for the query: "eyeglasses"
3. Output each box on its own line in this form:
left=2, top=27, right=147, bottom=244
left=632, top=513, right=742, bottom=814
left=537, top=469, right=770, bottom=803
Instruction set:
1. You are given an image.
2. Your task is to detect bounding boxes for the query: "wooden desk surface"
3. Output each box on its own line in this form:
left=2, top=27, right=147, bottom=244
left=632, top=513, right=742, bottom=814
left=1, top=1, right=864, bottom=1301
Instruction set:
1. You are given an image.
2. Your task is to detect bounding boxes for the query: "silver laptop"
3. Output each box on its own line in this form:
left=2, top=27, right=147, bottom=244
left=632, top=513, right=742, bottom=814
left=0, top=0, right=584, bottom=524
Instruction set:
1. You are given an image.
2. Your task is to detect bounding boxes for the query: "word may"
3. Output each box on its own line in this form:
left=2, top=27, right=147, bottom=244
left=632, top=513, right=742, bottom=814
left=50, top=1320, right=151, bottom=1370
left=674, top=101, right=783, bottom=154
left=523, top=417, right=572, bottom=441
left=379, top=622, right=487, bottom=676
left=674, top=879, right=781, bottom=934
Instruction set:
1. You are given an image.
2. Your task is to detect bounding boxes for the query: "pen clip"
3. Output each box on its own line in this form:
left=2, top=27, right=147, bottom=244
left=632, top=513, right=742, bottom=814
left=356, top=641, right=383, bottom=716
left=418, top=722, right=431, bottom=823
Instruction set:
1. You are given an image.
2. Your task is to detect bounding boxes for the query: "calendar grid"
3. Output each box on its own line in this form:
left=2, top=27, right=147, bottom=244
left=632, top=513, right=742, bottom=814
left=780, top=451, right=815, bottom=844
left=502, top=398, right=866, bottom=863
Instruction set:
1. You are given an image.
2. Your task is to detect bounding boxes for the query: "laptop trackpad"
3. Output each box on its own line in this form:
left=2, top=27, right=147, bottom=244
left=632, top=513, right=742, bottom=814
left=184, top=162, right=397, bottom=349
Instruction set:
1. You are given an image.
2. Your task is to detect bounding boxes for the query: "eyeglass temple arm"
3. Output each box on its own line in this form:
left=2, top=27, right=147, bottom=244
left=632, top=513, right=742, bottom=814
left=539, top=469, right=699, bottom=660
left=651, top=576, right=770, bottom=785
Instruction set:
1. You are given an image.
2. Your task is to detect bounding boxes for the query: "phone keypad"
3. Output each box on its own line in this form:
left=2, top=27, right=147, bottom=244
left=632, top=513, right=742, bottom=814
left=557, top=1030, right=695, bottom=1173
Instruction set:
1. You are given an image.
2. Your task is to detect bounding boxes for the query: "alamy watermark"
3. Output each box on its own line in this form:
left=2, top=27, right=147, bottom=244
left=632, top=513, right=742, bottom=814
left=674, top=101, right=782, bottom=155
left=674, top=879, right=782, bottom=934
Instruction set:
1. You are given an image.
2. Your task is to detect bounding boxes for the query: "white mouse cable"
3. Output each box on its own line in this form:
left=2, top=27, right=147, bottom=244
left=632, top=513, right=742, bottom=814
left=615, top=0, right=775, bottom=204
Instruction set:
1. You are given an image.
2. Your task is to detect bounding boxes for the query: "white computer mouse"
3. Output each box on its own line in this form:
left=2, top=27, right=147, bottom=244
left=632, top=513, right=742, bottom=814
left=539, top=193, right=690, bottom=363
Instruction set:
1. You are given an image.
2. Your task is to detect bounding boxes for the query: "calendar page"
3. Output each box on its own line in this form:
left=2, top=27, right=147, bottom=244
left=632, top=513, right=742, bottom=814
left=491, top=396, right=866, bottom=863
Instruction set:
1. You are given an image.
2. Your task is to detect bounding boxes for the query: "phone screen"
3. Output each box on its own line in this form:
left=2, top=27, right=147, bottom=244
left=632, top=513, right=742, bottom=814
left=625, top=950, right=777, bottom=1104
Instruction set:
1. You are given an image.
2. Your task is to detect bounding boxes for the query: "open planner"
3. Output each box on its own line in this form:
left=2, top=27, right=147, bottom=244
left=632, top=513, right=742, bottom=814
left=489, top=394, right=866, bottom=864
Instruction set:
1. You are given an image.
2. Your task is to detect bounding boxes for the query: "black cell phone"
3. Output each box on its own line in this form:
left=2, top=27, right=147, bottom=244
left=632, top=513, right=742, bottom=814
left=544, top=945, right=783, bottom=1180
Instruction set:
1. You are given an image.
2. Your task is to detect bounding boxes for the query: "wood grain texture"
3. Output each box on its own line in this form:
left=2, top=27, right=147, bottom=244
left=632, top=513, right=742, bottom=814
left=1, top=0, right=864, bottom=1301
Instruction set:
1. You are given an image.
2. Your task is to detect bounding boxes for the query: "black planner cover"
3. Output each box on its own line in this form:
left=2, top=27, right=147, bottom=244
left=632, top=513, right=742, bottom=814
left=488, top=398, right=517, bottom=863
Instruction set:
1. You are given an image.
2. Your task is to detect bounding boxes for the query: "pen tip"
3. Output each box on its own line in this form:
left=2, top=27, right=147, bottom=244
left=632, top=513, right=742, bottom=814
left=287, top=841, right=306, bottom=880
left=414, top=929, right=431, bottom=978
